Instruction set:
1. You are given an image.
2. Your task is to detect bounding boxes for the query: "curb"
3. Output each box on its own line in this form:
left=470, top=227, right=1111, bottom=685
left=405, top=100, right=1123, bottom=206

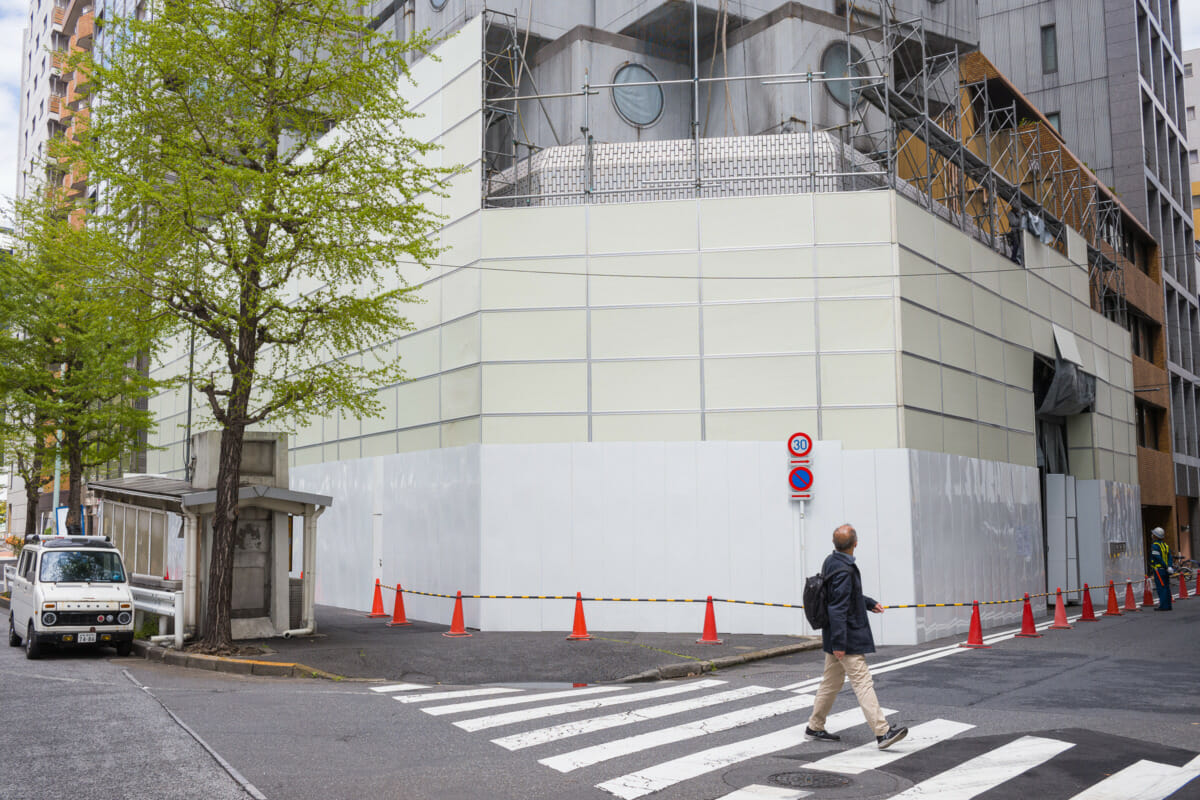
left=613, top=638, right=823, bottom=682
left=130, top=640, right=351, bottom=681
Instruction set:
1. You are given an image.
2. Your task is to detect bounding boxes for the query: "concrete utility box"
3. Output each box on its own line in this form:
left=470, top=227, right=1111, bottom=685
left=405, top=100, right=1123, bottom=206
left=89, top=432, right=331, bottom=641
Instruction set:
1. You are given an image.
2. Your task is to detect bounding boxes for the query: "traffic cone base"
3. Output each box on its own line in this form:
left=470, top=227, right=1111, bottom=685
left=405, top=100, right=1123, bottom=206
left=1143, top=577, right=1155, bottom=608
left=1050, top=588, right=1072, bottom=629
left=697, top=596, right=723, bottom=644
left=1122, top=580, right=1139, bottom=612
left=366, top=578, right=388, bottom=618
left=443, top=590, right=472, bottom=637
left=959, top=601, right=991, bottom=648
left=1013, top=594, right=1041, bottom=638
left=387, top=585, right=411, bottom=627
left=1103, top=580, right=1122, bottom=616
left=567, top=592, right=591, bottom=641
left=1078, top=584, right=1097, bottom=621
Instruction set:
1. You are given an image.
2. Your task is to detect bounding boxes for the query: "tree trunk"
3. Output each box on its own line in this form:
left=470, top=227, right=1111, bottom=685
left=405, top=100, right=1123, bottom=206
left=65, top=430, right=84, bottom=535
left=22, top=452, right=43, bottom=541
left=199, top=423, right=246, bottom=651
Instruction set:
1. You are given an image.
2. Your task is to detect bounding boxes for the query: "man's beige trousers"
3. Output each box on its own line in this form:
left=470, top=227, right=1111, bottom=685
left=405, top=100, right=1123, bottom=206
left=807, top=652, right=889, bottom=736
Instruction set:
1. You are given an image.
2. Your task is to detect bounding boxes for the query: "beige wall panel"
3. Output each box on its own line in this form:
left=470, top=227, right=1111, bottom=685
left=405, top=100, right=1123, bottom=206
left=362, top=432, right=399, bottom=458
left=481, top=259, right=587, bottom=310
left=396, top=378, right=441, bottom=429
left=941, top=368, right=978, bottom=420
left=440, top=266, right=481, bottom=321
left=481, top=363, right=587, bottom=414
left=442, top=418, right=481, bottom=447
left=1109, top=353, right=1131, bottom=391
left=1116, top=453, right=1134, bottom=484
left=444, top=164, right=482, bottom=223
left=819, top=298, right=896, bottom=351
left=820, top=353, right=898, bottom=406
left=1027, top=275, right=1052, bottom=319
left=1107, top=320, right=1131, bottom=359
left=1067, top=413, right=1094, bottom=446
left=591, top=360, right=700, bottom=412
left=703, top=301, right=814, bottom=355
left=1067, top=264, right=1091, bottom=306
left=700, top=194, right=814, bottom=249
left=938, top=271, right=974, bottom=324
left=321, top=444, right=338, bottom=463
left=397, top=330, right=440, bottom=379
left=968, top=241, right=1002, bottom=292
left=939, top=317, right=975, bottom=372
left=293, top=446, right=322, bottom=467
left=591, top=252, right=699, bottom=305
left=1050, top=288, right=1073, bottom=328
left=591, top=306, right=700, bottom=358
left=440, top=314, right=481, bottom=371
left=900, top=301, right=941, bottom=361
left=819, top=274, right=896, bottom=299
left=821, top=407, right=898, bottom=449
left=1072, top=303, right=1095, bottom=346
left=1003, top=344, right=1032, bottom=390
left=1092, top=347, right=1110, bottom=382
left=975, top=332, right=1005, bottom=383
left=441, top=62, right=484, bottom=130
left=814, top=191, right=891, bottom=245
left=1008, top=431, right=1036, bottom=466
left=978, top=424, right=1008, bottom=462
left=998, top=266, right=1028, bottom=308
left=1094, top=381, right=1111, bottom=416
left=896, top=196, right=934, bottom=254
left=942, top=417, right=978, bottom=458
left=898, top=249, right=939, bottom=308
left=482, top=206, right=586, bottom=258
left=973, top=288, right=1004, bottom=338
left=1002, top=300, right=1033, bottom=349
left=438, top=213, right=482, bottom=268
left=701, top=247, right=813, bottom=302
left=441, top=113, right=482, bottom=165
left=705, top=409, right=818, bottom=441
left=337, top=439, right=361, bottom=461
left=362, top=387, right=399, bottom=435
left=404, top=278, right=442, bottom=332
left=1005, top=387, right=1035, bottom=433
left=933, top=218, right=970, bottom=272
left=1095, top=416, right=1114, bottom=450
left=977, top=379, right=1007, bottom=427
left=482, top=415, right=589, bottom=444
left=592, top=413, right=702, bottom=442
left=481, top=310, right=587, bottom=361
left=901, top=355, right=941, bottom=412
left=1029, top=317, right=1053, bottom=360
left=396, top=424, right=441, bottom=454
left=814, top=244, right=894, bottom=279
left=441, top=366, right=481, bottom=419
left=902, top=409, right=944, bottom=452
left=704, top=354, right=817, bottom=409
left=1070, top=449, right=1096, bottom=480
left=589, top=200, right=697, bottom=254
left=1094, top=449, right=1115, bottom=482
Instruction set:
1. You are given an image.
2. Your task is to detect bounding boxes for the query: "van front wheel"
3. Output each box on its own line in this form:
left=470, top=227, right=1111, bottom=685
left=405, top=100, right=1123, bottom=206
left=7, top=612, right=20, bottom=647
left=24, top=623, right=41, bottom=660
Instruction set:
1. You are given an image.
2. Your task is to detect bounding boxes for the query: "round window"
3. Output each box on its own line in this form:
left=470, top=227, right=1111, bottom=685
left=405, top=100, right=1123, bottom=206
left=612, top=63, right=664, bottom=127
left=430, top=0, right=447, bottom=9
left=821, top=43, right=866, bottom=107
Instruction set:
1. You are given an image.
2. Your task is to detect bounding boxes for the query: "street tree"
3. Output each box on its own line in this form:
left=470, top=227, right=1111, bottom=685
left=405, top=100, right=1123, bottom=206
left=66, top=0, right=448, bottom=650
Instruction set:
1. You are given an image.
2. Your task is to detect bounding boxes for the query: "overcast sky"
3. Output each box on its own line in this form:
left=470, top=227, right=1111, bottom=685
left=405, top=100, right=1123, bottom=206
left=1, top=3, right=1200, bottom=210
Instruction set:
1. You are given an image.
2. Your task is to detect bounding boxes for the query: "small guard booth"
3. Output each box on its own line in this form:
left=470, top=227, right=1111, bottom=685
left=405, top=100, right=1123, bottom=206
left=88, top=432, right=331, bottom=641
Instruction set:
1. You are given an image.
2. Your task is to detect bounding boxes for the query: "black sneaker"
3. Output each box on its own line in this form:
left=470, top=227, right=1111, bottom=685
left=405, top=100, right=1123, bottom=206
left=805, top=727, right=841, bottom=742
left=876, top=725, right=908, bottom=750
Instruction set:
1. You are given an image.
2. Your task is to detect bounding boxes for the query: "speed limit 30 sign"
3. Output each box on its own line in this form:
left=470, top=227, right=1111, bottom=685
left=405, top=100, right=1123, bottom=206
left=787, top=432, right=813, bottom=501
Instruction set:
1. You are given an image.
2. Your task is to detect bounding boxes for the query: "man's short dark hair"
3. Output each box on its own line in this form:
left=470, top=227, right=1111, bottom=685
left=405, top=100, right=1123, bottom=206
left=833, top=524, right=857, bottom=552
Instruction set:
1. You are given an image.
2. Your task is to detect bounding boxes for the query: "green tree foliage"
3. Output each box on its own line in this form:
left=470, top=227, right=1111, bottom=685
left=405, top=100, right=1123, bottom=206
left=65, top=0, right=448, bottom=649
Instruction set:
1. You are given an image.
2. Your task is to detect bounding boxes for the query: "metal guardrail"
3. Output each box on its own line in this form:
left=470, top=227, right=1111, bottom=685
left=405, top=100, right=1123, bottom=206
left=2, top=563, right=15, bottom=595
left=130, top=586, right=184, bottom=649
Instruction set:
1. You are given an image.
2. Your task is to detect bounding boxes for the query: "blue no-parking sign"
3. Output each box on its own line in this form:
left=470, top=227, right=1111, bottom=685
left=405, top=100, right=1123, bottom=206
left=787, top=432, right=814, bottom=501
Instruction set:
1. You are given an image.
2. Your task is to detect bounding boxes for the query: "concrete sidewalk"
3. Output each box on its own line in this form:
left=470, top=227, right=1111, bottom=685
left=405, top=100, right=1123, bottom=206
left=225, top=605, right=821, bottom=684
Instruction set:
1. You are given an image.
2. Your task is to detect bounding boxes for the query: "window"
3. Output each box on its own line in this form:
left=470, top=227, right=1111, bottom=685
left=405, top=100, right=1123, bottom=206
left=611, top=63, right=664, bottom=127
left=1136, top=403, right=1161, bottom=450
left=1191, top=150, right=1199, bottom=165
left=430, top=0, right=447, bottom=8
left=820, top=43, right=867, bottom=107
left=1041, top=25, right=1058, bottom=74
left=1189, top=106, right=1197, bottom=121
left=1187, top=63, right=1194, bottom=78
left=1045, top=112, right=1060, bottom=132
left=1130, top=316, right=1155, bottom=361
left=40, top=551, right=126, bottom=583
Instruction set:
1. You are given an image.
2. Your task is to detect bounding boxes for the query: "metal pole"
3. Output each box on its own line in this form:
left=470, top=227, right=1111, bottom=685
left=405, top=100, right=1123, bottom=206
left=808, top=73, right=816, bottom=192
left=692, top=0, right=701, bottom=191
left=184, top=323, right=195, bottom=481
left=51, top=361, right=66, bottom=529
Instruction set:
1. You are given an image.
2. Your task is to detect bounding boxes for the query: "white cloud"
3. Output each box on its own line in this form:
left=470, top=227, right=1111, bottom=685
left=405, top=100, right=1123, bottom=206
left=1, top=0, right=29, bottom=203
left=1184, top=3, right=1200, bottom=54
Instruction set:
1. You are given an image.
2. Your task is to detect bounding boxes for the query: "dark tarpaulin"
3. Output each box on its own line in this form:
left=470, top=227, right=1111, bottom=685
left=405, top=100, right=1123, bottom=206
left=1036, top=358, right=1096, bottom=418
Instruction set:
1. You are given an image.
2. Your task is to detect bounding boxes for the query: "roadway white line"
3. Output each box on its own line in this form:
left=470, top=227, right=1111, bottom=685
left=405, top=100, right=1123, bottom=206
left=454, top=679, right=725, bottom=731
left=539, top=693, right=817, bottom=773
left=594, top=706, right=890, bottom=800
left=1067, top=754, right=1200, bottom=800
left=369, top=682, right=429, bottom=693
left=493, top=685, right=776, bottom=751
left=886, top=735, right=1074, bottom=799
left=393, top=687, right=522, bottom=704
left=422, top=685, right=628, bottom=716
left=714, top=785, right=810, bottom=799
left=803, top=718, right=975, bottom=775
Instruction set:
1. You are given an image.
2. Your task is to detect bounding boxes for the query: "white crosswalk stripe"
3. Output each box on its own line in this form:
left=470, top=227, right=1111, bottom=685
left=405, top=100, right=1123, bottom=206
left=421, top=685, right=628, bottom=716
left=714, top=785, right=809, bottom=799
left=1067, top=754, right=1200, bottom=800
left=804, top=718, right=975, bottom=775
left=887, top=735, right=1074, bottom=798
left=454, top=678, right=725, bottom=732
left=392, top=686, right=522, bottom=704
left=492, top=685, right=775, bottom=751
left=595, top=706, right=887, bottom=800
left=368, top=682, right=428, bottom=693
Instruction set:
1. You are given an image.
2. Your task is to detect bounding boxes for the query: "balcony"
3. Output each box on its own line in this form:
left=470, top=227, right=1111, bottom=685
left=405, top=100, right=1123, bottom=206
left=53, top=6, right=66, bottom=28
left=1137, top=446, right=1176, bottom=506
left=1133, top=355, right=1168, bottom=409
left=48, top=95, right=63, bottom=117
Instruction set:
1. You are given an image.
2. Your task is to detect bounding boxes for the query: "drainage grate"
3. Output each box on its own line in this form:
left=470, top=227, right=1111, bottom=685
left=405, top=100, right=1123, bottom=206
left=769, top=771, right=854, bottom=789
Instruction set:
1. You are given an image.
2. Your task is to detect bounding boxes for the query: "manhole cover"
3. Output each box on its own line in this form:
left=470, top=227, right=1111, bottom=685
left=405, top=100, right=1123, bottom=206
left=769, top=771, right=853, bottom=789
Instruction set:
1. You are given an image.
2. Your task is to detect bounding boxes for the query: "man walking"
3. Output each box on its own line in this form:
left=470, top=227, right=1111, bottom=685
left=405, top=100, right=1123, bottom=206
left=1149, top=526, right=1172, bottom=612
left=805, top=524, right=908, bottom=749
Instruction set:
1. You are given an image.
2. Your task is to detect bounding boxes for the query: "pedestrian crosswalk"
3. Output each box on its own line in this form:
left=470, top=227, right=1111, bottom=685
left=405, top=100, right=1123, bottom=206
left=368, top=678, right=1200, bottom=799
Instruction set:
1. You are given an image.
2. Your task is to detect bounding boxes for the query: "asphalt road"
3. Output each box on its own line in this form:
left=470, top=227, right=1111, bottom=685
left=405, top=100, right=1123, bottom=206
left=5, top=597, right=1200, bottom=800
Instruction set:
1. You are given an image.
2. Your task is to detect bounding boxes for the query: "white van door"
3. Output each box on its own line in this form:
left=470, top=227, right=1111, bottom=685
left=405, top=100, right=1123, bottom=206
left=10, top=551, right=35, bottom=628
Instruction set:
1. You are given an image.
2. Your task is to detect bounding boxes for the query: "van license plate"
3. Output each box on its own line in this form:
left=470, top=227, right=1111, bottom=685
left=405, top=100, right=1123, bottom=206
left=78, top=633, right=96, bottom=643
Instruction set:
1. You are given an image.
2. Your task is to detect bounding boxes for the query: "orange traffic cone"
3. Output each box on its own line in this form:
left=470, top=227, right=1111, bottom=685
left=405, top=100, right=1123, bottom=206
left=1194, top=571, right=1199, bottom=597
left=1143, top=576, right=1155, bottom=608
left=1014, top=593, right=1041, bottom=638
left=696, top=596, right=723, bottom=644
left=366, top=578, right=388, bottom=618
left=443, top=591, right=472, bottom=637
left=164, top=568, right=171, bottom=581
left=959, top=601, right=991, bottom=648
left=1050, top=587, right=1072, bottom=629
left=1079, top=584, right=1098, bottom=621
left=1123, top=580, right=1139, bottom=612
left=567, top=592, right=591, bottom=641
left=1104, top=580, right=1122, bottom=616
left=387, top=584, right=411, bottom=627
left=1180, top=572, right=1190, bottom=600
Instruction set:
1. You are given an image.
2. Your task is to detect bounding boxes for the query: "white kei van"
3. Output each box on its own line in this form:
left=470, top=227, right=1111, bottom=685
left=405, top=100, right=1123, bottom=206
left=7, top=536, right=135, bottom=659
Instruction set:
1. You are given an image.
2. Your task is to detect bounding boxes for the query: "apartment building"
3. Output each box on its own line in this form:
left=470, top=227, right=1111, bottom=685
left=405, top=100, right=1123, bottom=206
left=1185, top=47, right=1199, bottom=235
left=980, top=0, right=1197, bottom=560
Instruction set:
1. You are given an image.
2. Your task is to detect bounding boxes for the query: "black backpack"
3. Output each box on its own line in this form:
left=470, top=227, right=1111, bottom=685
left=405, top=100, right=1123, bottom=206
left=803, top=563, right=850, bottom=629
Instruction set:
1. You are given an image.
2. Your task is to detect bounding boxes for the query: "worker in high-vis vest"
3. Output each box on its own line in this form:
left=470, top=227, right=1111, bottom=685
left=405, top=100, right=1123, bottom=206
left=1149, top=527, right=1172, bottom=612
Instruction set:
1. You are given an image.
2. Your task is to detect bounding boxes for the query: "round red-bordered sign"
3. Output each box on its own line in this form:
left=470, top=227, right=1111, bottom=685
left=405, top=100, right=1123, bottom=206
left=787, top=432, right=812, bottom=458
left=788, top=466, right=814, bottom=492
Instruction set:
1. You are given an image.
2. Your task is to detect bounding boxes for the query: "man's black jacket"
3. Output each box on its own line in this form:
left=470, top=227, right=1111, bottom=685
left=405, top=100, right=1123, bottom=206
left=820, top=550, right=878, bottom=656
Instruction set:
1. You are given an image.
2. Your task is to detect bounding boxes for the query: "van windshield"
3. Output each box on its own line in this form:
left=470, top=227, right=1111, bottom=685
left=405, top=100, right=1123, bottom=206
left=39, top=551, right=126, bottom=583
